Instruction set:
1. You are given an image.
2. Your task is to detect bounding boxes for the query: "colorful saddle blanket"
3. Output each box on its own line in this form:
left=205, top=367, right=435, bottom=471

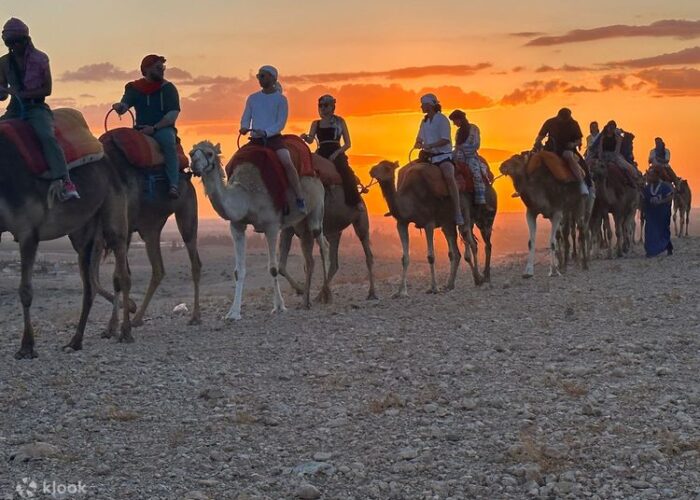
left=455, top=157, right=494, bottom=193
left=526, top=150, right=582, bottom=183
left=99, top=128, right=189, bottom=171
left=225, top=135, right=316, bottom=211
left=397, top=160, right=493, bottom=198
left=0, top=108, right=104, bottom=176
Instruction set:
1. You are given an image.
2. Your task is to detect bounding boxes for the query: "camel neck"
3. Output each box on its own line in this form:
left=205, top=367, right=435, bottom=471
left=202, top=167, right=236, bottom=221
left=378, top=178, right=401, bottom=218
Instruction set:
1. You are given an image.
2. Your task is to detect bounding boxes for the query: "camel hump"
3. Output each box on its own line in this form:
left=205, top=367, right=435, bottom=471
left=0, top=107, right=104, bottom=176
left=397, top=161, right=449, bottom=198
left=312, top=154, right=342, bottom=186
left=100, top=127, right=189, bottom=171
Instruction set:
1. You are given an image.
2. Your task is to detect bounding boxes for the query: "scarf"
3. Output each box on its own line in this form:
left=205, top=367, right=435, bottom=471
left=129, top=78, right=164, bottom=95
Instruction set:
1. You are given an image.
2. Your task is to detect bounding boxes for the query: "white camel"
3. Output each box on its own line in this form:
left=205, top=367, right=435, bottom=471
left=189, top=141, right=330, bottom=319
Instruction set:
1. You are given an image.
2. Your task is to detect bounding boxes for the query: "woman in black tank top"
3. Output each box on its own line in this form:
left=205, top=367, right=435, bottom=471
left=301, top=95, right=363, bottom=208
left=598, top=120, right=637, bottom=176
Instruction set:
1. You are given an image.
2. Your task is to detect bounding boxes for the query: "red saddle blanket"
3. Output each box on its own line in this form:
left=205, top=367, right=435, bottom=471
left=99, top=128, right=189, bottom=171
left=225, top=135, right=316, bottom=211
left=455, top=159, right=494, bottom=193
left=0, top=108, right=104, bottom=176
left=526, top=150, right=582, bottom=183
left=397, top=160, right=493, bottom=199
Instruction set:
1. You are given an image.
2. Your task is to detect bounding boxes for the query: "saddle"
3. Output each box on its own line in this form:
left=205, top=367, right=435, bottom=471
left=225, top=134, right=316, bottom=211
left=526, top=150, right=581, bottom=183
left=397, top=159, right=493, bottom=199
left=607, top=162, right=639, bottom=188
left=99, top=128, right=189, bottom=171
left=454, top=157, right=494, bottom=193
left=0, top=108, right=104, bottom=176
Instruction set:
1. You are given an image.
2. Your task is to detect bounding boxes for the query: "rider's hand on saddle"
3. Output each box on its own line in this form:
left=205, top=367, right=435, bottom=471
left=414, top=139, right=423, bottom=149
left=112, top=102, right=128, bottom=115
left=239, top=127, right=250, bottom=135
left=140, top=125, right=155, bottom=136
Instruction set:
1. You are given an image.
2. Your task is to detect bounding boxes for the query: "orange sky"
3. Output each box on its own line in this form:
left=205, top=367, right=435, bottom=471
left=7, top=3, right=700, bottom=216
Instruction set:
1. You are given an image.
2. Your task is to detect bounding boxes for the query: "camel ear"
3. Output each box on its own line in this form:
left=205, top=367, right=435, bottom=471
left=214, top=143, right=222, bottom=154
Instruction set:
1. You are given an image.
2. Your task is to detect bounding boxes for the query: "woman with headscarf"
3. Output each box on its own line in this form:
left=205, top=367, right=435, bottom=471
left=415, top=94, right=464, bottom=225
left=597, top=120, right=637, bottom=176
left=240, top=65, right=306, bottom=213
left=449, top=109, right=487, bottom=206
left=642, top=166, right=674, bottom=257
left=648, top=137, right=679, bottom=185
left=0, top=17, right=79, bottom=201
left=301, top=94, right=362, bottom=209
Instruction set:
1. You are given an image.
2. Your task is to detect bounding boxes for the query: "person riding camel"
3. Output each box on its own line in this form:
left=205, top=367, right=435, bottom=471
left=449, top=109, right=489, bottom=208
left=415, top=94, right=464, bottom=226
left=0, top=17, right=79, bottom=201
left=584, top=121, right=600, bottom=160
left=597, top=120, right=638, bottom=178
left=648, top=137, right=679, bottom=186
left=112, top=54, right=181, bottom=199
left=533, top=107, right=588, bottom=196
left=240, top=65, right=306, bottom=214
left=301, top=94, right=363, bottom=210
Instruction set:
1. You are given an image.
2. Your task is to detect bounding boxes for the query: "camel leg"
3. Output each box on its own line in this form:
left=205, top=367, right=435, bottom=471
left=15, top=238, right=39, bottom=359
left=299, top=230, right=315, bottom=309
left=225, top=222, right=247, bottom=321
left=523, top=209, right=537, bottom=278
left=425, top=224, right=438, bottom=294
left=64, top=228, right=97, bottom=352
left=91, top=236, right=137, bottom=312
left=548, top=211, right=563, bottom=277
left=480, top=218, right=494, bottom=283
left=393, top=221, right=410, bottom=298
left=352, top=212, right=377, bottom=300
left=613, top=211, right=624, bottom=258
left=460, top=225, right=481, bottom=286
left=578, top=215, right=589, bottom=271
left=673, top=206, right=679, bottom=237
left=176, top=197, right=202, bottom=325
left=314, top=228, right=332, bottom=305
left=132, top=228, right=165, bottom=327
left=685, top=207, right=690, bottom=237
left=264, top=227, right=286, bottom=314
left=316, top=230, right=340, bottom=303
left=443, top=224, right=461, bottom=290
left=604, top=214, right=614, bottom=259
left=278, top=227, right=304, bottom=295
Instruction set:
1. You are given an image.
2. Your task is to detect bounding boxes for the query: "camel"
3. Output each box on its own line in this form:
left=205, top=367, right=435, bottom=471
left=369, top=160, right=466, bottom=296
left=673, top=179, right=692, bottom=237
left=278, top=154, right=377, bottom=300
left=188, top=141, right=330, bottom=319
left=499, top=151, right=591, bottom=277
left=588, top=159, right=639, bottom=258
left=0, top=133, right=132, bottom=359
left=92, top=139, right=201, bottom=328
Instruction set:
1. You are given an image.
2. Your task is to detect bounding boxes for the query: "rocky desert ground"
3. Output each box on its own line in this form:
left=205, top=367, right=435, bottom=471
left=1, top=213, right=699, bottom=500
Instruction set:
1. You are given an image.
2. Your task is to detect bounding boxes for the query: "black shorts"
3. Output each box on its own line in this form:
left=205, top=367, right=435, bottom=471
left=249, top=134, right=286, bottom=151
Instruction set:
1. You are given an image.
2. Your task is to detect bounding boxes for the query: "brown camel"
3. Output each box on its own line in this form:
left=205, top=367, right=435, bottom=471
left=278, top=154, right=377, bottom=300
left=588, top=159, right=639, bottom=258
left=92, top=139, right=201, bottom=329
left=0, top=133, right=132, bottom=359
left=673, top=178, right=692, bottom=237
left=499, top=152, right=591, bottom=277
left=189, top=141, right=330, bottom=318
left=369, top=160, right=465, bottom=296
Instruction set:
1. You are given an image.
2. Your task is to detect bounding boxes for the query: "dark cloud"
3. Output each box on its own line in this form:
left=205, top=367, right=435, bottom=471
left=511, top=66, right=526, bottom=73
left=283, top=64, right=493, bottom=84
left=510, top=32, right=545, bottom=38
left=60, top=63, right=138, bottom=82
left=535, top=64, right=591, bottom=72
left=634, top=67, right=700, bottom=96
left=499, top=80, right=570, bottom=106
left=603, top=46, right=700, bottom=68
left=600, top=74, right=628, bottom=90
left=565, top=85, right=597, bottom=93
left=526, top=19, right=700, bottom=46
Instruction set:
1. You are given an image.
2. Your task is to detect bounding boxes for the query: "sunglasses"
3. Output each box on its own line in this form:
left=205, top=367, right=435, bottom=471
left=256, top=73, right=269, bottom=79
left=318, top=103, right=333, bottom=108
left=3, top=37, right=26, bottom=47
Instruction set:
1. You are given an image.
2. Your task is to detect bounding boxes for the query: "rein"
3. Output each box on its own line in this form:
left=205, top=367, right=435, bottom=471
left=103, top=108, right=135, bottom=133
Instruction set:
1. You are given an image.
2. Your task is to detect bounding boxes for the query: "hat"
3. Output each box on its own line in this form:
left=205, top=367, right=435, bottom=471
left=2, top=18, right=29, bottom=41
left=141, top=54, right=166, bottom=75
left=420, top=93, right=439, bottom=106
left=258, top=65, right=278, bottom=79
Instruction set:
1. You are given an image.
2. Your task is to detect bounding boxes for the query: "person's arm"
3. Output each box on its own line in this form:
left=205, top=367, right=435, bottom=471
left=20, top=64, right=52, bottom=99
left=301, top=120, right=318, bottom=144
left=665, top=148, right=671, bottom=163
left=329, top=118, right=351, bottom=161
left=614, top=133, right=622, bottom=154
left=113, top=84, right=135, bottom=114
left=468, top=125, right=481, bottom=150
left=264, top=94, right=287, bottom=137
left=152, top=84, right=180, bottom=130
left=239, top=96, right=252, bottom=134
left=0, top=63, right=8, bottom=101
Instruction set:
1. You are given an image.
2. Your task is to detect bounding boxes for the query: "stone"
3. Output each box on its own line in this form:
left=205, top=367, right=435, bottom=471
left=10, top=442, right=61, bottom=462
left=295, top=483, right=321, bottom=499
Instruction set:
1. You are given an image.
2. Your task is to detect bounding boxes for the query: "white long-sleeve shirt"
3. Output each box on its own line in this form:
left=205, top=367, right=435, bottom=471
left=649, top=147, right=671, bottom=165
left=240, top=91, right=288, bottom=138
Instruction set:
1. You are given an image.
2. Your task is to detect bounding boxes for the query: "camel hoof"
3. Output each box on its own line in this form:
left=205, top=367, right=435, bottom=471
left=188, top=316, right=202, bottom=326
left=442, top=283, right=455, bottom=292
left=14, top=347, right=38, bottom=360
left=224, top=313, right=242, bottom=321
left=271, top=305, right=287, bottom=314
left=425, top=288, right=439, bottom=295
left=127, top=299, right=137, bottom=314
left=131, top=317, right=144, bottom=328
left=293, top=288, right=305, bottom=296
left=366, top=292, right=379, bottom=301
left=118, top=332, right=135, bottom=344
left=62, top=341, right=82, bottom=352
left=392, top=290, right=408, bottom=299
left=522, top=273, right=534, bottom=279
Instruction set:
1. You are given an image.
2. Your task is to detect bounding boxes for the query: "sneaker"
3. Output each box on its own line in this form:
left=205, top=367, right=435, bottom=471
left=168, top=186, right=180, bottom=199
left=296, top=198, right=307, bottom=214
left=61, top=179, right=80, bottom=201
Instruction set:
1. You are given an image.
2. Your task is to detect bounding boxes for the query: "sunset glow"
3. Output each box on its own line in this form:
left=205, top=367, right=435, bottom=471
left=7, top=1, right=700, bottom=216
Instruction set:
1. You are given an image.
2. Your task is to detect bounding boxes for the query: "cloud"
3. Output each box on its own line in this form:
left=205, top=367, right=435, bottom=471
left=526, top=19, right=700, bottom=46
left=603, top=46, right=700, bottom=68
left=565, top=85, right=597, bottom=93
left=600, top=74, right=628, bottom=90
left=535, top=64, right=591, bottom=72
left=47, top=97, right=77, bottom=107
left=79, top=93, right=95, bottom=99
left=499, top=80, right=570, bottom=106
left=60, top=62, right=138, bottom=82
left=634, top=67, right=700, bottom=96
left=283, top=64, right=493, bottom=84
left=510, top=32, right=545, bottom=38
left=511, top=66, right=526, bottom=73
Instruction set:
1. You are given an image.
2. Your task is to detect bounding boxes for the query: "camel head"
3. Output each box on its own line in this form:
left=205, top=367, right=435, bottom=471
left=369, top=160, right=399, bottom=183
left=499, top=152, right=528, bottom=178
left=189, top=141, right=222, bottom=177
left=588, top=158, right=608, bottom=182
